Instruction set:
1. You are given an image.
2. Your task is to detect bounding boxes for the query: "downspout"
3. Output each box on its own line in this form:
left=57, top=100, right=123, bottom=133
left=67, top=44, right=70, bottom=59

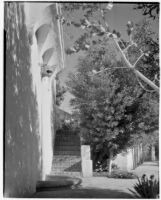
left=56, top=3, right=65, bottom=69
left=50, top=2, right=65, bottom=159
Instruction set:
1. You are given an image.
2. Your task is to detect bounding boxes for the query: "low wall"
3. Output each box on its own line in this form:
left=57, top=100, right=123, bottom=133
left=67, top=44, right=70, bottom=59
left=113, top=144, right=143, bottom=171
left=112, top=150, right=133, bottom=171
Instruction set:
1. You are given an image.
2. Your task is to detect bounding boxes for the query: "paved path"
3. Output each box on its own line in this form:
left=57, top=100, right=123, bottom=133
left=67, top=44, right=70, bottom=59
left=131, top=161, right=159, bottom=179
left=33, top=161, right=159, bottom=198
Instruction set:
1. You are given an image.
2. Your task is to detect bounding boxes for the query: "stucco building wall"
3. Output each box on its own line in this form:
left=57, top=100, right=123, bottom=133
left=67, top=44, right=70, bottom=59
left=4, top=2, right=64, bottom=197
left=4, top=3, right=42, bottom=197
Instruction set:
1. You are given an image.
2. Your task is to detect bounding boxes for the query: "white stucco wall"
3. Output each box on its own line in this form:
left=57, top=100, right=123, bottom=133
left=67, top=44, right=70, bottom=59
left=24, top=2, right=64, bottom=180
left=112, top=149, right=133, bottom=171
left=4, top=3, right=44, bottom=196
left=113, top=144, right=143, bottom=172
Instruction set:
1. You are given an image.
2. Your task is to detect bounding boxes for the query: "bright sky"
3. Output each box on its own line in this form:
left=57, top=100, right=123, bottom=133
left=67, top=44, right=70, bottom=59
left=59, top=3, right=159, bottom=113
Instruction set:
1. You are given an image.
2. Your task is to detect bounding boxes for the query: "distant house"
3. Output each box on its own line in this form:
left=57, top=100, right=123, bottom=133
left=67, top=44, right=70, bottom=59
left=55, top=107, right=73, bottom=129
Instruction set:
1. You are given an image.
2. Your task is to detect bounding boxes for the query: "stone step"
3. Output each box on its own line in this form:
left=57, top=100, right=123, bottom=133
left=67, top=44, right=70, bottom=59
left=54, top=151, right=80, bottom=156
left=54, top=143, right=80, bottom=148
left=55, top=139, right=80, bottom=143
left=52, top=168, right=81, bottom=173
left=55, top=139, right=80, bottom=142
left=52, top=131, right=81, bottom=175
left=52, top=162, right=81, bottom=170
left=52, top=166, right=81, bottom=171
left=56, top=133, right=79, bottom=136
left=50, top=171, right=82, bottom=177
left=52, top=156, right=81, bottom=173
left=55, top=134, right=80, bottom=137
left=53, top=155, right=81, bottom=159
left=54, top=146, right=80, bottom=152
left=56, top=135, right=80, bottom=138
left=55, top=138, right=80, bottom=143
left=52, top=161, right=81, bottom=167
left=52, top=159, right=81, bottom=166
left=54, top=146, right=80, bottom=150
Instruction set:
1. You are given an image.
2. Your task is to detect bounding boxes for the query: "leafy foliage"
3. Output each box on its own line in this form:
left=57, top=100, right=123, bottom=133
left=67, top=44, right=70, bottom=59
left=61, top=3, right=116, bottom=55
left=129, top=174, right=159, bottom=198
left=134, top=3, right=159, bottom=19
left=107, top=171, right=137, bottom=179
left=56, top=77, right=66, bottom=106
left=66, top=39, right=158, bottom=170
left=61, top=4, right=159, bottom=171
left=132, top=20, right=159, bottom=85
left=60, top=3, right=159, bottom=93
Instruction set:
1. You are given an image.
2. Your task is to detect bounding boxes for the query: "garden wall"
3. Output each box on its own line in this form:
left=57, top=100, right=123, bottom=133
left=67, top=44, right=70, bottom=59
left=112, top=144, right=143, bottom=171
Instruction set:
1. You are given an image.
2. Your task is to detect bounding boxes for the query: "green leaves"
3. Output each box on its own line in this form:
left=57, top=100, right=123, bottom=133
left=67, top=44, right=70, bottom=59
left=129, top=174, right=159, bottom=198
left=56, top=79, right=67, bottom=106
left=66, top=32, right=158, bottom=170
left=134, top=3, right=159, bottom=19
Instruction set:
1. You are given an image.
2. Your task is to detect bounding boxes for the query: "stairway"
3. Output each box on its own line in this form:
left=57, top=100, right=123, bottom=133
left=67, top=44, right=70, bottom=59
left=51, top=131, right=82, bottom=177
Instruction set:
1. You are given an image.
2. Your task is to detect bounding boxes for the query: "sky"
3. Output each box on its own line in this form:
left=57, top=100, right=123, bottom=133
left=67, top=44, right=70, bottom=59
left=58, top=3, right=159, bottom=113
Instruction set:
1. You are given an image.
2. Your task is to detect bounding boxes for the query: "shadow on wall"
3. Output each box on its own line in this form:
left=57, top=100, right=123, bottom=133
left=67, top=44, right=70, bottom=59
left=4, top=2, right=41, bottom=197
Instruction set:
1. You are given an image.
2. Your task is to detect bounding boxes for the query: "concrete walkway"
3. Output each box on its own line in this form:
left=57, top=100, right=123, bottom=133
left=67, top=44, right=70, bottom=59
left=33, top=161, right=159, bottom=198
left=131, top=161, right=159, bottom=178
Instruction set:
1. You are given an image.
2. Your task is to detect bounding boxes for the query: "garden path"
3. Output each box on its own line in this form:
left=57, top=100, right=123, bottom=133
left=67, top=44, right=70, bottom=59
left=33, top=161, right=159, bottom=198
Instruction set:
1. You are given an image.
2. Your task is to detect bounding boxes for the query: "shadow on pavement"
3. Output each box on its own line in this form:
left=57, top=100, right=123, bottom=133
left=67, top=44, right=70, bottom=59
left=33, top=188, right=133, bottom=198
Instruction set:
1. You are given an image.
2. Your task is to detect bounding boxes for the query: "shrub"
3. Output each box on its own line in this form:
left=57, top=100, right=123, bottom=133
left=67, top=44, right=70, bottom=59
left=129, top=174, right=159, bottom=198
left=107, top=170, right=137, bottom=179
left=111, top=163, right=119, bottom=170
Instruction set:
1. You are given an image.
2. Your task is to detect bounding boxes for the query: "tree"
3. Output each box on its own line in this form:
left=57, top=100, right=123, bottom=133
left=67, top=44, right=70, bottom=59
left=59, top=3, right=159, bottom=172
left=134, top=3, right=159, bottom=19
left=66, top=39, right=159, bottom=173
left=59, top=3, right=159, bottom=93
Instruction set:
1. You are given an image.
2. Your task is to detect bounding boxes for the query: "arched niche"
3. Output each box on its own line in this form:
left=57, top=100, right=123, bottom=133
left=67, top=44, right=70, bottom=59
left=35, top=24, right=50, bottom=50
left=42, top=47, right=55, bottom=65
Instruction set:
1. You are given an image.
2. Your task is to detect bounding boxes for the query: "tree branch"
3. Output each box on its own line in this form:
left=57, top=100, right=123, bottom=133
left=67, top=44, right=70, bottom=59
left=113, top=39, right=159, bottom=93
left=134, top=70, right=159, bottom=93
left=123, top=44, right=133, bottom=52
left=114, top=39, right=134, bottom=69
left=89, top=67, right=129, bottom=76
left=63, top=7, right=159, bottom=94
left=135, top=75, right=155, bottom=93
left=123, top=42, right=137, bottom=52
left=133, top=53, right=145, bottom=67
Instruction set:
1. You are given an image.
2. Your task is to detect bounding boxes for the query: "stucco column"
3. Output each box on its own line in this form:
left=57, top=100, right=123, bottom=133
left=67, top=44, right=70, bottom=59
left=81, top=145, right=93, bottom=177
left=25, top=2, right=64, bottom=180
left=41, top=77, right=53, bottom=179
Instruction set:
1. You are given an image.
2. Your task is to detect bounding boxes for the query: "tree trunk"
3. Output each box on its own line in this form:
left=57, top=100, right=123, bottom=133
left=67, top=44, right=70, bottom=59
left=108, top=152, right=113, bottom=175
left=151, top=145, right=156, bottom=161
